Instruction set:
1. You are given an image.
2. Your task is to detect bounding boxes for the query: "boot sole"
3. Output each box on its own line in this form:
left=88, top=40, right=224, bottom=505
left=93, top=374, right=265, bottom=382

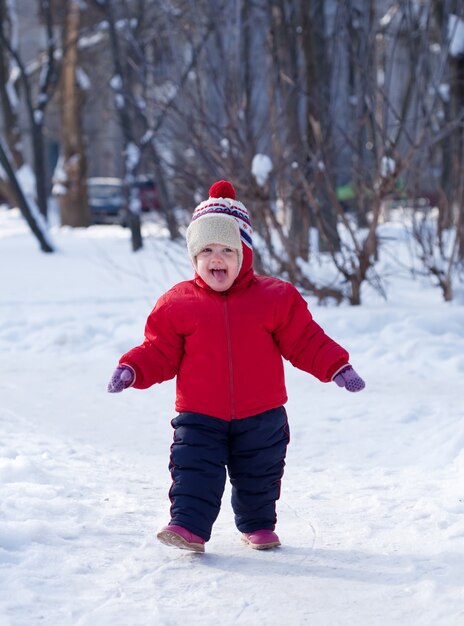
left=241, top=535, right=281, bottom=550
left=157, top=529, right=205, bottom=553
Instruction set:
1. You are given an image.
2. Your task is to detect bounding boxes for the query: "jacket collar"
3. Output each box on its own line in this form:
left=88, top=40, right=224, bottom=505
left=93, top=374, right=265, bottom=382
left=193, top=266, right=254, bottom=294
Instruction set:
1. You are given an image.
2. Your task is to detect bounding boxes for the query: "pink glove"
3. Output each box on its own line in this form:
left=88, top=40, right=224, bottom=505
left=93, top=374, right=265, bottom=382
left=333, top=365, right=365, bottom=392
left=107, top=364, right=135, bottom=393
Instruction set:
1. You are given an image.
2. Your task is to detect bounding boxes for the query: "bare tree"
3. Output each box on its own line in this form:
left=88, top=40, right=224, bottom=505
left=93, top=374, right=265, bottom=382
left=292, top=1, right=464, bottom=303
left=92, top=0, right=189, bottom=245
left=96, top=0, right=142, bottom=249
left=57, top=0, right=90, bottom=227
left=0, top=0, right=24, bottom=171
left=400, top=1, right=464, bottom=301
left=0, top=0, right=59, bottom=219
left=145, top=0, right=463, bottom=303
left=5, top=0, right=457, bottom=298
left=0, top=0, right=23, bottom=207
left=0, top=137, right=54, bottom=251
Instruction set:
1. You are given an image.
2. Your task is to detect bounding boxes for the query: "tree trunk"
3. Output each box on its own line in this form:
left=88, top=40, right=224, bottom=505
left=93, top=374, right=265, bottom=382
left=349, top=276, right=361, bottom=306
left=300, top=0, right=339, bottom=252
left=0, top=138, right=53, bottom=252
left=58, top=1, right=90, bottom=227
left=147, top=139, right=180, bottom=241
left=0, top=0, right=24, bottom=169
left=31, top=122, right=49, bottom=220
left=104, top=4, right=143, bottom=250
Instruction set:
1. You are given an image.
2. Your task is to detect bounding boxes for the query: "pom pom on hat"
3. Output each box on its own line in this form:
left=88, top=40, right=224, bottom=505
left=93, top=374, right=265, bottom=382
left=186, top=180, right=253, bottom=271
left=209, top=180, right=236, bottom=200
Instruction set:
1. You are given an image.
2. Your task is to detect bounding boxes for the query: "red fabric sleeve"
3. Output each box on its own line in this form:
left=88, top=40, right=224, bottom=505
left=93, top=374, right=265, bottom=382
left=272, top=283, right=349, bottom=382
left=119, top=296, right=184, bottom=389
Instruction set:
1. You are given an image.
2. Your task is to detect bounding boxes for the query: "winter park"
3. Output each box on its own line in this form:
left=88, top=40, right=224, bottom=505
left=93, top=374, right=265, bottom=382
left=2, top=2, right=464, bottom=625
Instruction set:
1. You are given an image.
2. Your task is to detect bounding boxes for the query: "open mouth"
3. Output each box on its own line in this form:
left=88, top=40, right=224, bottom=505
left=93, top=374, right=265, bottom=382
left=211, top=269, right=227, bottom=280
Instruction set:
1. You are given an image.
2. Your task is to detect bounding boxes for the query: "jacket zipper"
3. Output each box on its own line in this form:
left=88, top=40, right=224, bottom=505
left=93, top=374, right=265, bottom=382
left=223, top=295, right=236, bottom=419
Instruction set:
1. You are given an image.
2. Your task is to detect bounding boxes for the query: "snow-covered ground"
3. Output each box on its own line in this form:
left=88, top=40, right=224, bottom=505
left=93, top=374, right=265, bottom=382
left=1, top=206, right=464, bottom=626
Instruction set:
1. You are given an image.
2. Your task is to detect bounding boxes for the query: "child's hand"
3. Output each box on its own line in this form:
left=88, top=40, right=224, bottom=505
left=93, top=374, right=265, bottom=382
left=107, top=365, right=135, bottom=393
left=333, top=365, right=365, bottom=392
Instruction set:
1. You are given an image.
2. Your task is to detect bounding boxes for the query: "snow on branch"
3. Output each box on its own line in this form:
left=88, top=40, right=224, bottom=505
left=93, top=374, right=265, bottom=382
left=448, top=15, right=464, bottom=58
left=252, top=154, right=273, bottom=187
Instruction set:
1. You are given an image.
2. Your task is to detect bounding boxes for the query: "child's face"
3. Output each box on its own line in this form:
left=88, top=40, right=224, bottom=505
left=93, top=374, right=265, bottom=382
left=196, top=243, right=240, bottom=292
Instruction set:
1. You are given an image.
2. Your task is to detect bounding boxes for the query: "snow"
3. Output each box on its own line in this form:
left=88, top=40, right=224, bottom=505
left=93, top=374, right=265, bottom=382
left=76, top=67, right=91, bottom=91
left=380, top=155, right=396, bottom=177
left=439, top=83, right=450, bottom=102
left=110, top=74, right=123, bottom=91
left=379, top=6, right=398, bottom=29
left=13, top=164, right=54, bottom=250
left=78, top=31, right=106, bottom=51
left=152, top=81, right=177, bottom=104
left=220, top=138, right=230, bottom=158
left=33, top=109, right=43, bottom=125
left=15, top=164, right=36, bottom=198
left=51, top=156, right=68, bottom=197
left=125, top=142, right=140, bottom=173
left=251, top=153, right=273, bottom=187
left=6, top=64, right=20, bottom=111
left=115, top=93, right=125, bottom=109
left=1, top=206, right=464, bottom=625
left=448, top=14, right=464, bottom=58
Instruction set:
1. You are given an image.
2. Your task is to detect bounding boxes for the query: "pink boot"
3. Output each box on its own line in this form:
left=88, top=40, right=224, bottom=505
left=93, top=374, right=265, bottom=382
left=156, top=524, right=206, bottom=553
left=242, top=529, right=281, bottom=550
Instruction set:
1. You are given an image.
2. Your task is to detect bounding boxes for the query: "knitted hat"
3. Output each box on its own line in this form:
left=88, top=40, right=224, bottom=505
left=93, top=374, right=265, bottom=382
left=186, top=180, right=253, bottom=271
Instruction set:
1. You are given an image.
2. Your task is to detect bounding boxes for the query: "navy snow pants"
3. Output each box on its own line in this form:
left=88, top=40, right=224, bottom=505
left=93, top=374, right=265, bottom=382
left=168, top=407, right=290, bottom=541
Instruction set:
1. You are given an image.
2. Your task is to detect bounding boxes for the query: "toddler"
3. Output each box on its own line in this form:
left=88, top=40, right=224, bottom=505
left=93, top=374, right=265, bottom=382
left=107, top=180, right=365, bottom=553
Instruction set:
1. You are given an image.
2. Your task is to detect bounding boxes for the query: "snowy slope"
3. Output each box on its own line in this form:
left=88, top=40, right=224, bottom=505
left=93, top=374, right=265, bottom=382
left=1, top=207, right=464, bottom=626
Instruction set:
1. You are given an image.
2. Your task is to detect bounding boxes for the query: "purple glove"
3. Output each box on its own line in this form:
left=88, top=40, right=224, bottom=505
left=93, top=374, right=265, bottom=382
left=333, top=365, right=365, bottom=392
left=107, top=364, right=135, bottom=393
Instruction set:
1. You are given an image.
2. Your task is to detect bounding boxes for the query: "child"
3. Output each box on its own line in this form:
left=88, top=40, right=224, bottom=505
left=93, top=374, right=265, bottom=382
left=107, top=180, right=365, bottom=553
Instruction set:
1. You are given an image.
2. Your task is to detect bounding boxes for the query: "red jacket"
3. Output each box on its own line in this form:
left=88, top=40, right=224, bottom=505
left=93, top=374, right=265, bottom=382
left=120, top=267, right=349, bottom=421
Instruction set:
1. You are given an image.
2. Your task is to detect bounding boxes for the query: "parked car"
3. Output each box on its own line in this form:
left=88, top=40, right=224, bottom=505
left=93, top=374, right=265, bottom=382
left=132, top=177, right=161, bottom=212
left=87, top=177, right=127, bottom=224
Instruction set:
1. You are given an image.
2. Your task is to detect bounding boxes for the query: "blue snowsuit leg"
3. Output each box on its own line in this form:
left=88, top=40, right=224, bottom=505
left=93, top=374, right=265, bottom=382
left=228, top=407, right=290, bottom=533
left=168, top=407, right=290, bottom=541
left=168, top=412, right=229, bottom=541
